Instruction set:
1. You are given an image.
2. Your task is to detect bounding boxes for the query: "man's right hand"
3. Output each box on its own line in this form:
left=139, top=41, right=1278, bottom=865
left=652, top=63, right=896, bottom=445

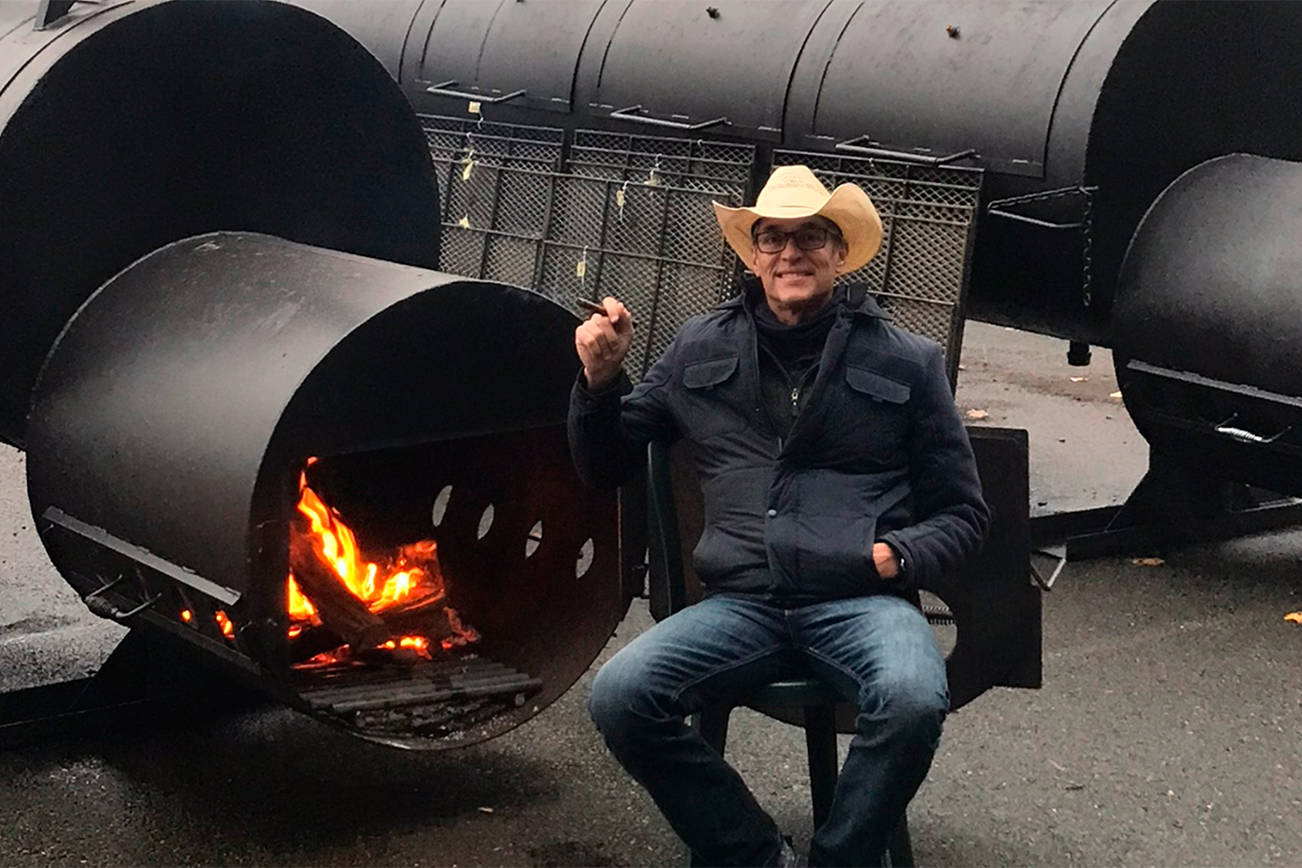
left=575, top=296, right=634, bottom=390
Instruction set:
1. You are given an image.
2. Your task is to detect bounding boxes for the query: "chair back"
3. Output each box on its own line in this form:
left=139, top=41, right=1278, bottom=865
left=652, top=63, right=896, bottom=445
left=646, top=426, right=1040, bottom=713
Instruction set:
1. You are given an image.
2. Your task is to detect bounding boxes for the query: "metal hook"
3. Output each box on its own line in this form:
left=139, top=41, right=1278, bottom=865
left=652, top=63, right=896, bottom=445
left=616, top=180, right=630, bottom=222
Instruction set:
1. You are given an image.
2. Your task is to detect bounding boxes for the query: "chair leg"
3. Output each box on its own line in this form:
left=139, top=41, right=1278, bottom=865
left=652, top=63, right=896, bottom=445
left=689, top=706, right=733, bottom=867
left=803, top=704, right=839, bottom=830
left=693, top=703, right=731, bottom=755
left=884, top=813, right=914, bottom=867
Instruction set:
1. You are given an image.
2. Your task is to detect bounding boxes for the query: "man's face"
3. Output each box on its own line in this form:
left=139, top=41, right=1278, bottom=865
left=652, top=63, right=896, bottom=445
left=748, top=216, right=847, bottom=321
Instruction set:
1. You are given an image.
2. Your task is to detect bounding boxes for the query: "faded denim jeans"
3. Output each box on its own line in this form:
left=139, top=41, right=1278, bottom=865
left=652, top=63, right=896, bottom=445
left=588, top=592, right=948, bottom=867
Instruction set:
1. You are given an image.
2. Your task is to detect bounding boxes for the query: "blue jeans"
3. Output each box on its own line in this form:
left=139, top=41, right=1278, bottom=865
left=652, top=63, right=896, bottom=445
left=589, top=592, right=948, bottom=867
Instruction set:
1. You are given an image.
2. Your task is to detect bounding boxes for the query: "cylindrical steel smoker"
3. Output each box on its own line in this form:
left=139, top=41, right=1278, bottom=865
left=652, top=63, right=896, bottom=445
left=1, top=0, right=627, bottom=748
left=299, top=0, right=1302, bottom=501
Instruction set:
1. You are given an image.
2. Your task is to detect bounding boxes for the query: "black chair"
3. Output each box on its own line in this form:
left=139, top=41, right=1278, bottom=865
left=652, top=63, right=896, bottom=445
left=645, top=428, right=1038, bottom=866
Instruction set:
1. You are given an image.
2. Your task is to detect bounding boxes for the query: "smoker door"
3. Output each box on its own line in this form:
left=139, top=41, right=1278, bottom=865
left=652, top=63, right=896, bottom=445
left=793, top=0, right=1118, bottom=176
left=414, top=0, right=608, bottom=115
left=580, top=0, right=834, bottom=139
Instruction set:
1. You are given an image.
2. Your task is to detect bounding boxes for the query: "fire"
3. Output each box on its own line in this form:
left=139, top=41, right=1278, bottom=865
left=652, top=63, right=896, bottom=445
left=287, top=576, right=319, bottom=624
left=286, top=465, right=477, bottom=662
left=215, top=610, right=235, bottom=639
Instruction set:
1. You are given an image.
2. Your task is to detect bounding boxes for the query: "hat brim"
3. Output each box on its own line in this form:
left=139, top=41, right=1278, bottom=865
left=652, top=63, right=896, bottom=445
left=712, top=184, right=883, bottom=274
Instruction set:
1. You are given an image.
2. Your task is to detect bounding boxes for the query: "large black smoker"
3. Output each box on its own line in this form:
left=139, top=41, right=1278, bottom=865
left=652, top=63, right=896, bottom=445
left=1, top=0, right=625, bottom=747
left=300, top=0, right=1302, bottom=519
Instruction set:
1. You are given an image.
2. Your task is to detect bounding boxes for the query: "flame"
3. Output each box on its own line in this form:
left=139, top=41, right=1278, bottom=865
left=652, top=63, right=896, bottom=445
left=214, top=610, right=235, bottom=639
left=287, top=576, right=319, bottom=623
left=290, top=475, right=443, bottom=614
left=286, top=464, right=477, bottom=662
left=180, top=609, right=193, bottom=623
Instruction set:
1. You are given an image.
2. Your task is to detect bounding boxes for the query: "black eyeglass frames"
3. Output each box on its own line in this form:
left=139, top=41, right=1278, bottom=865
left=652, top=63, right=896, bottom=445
left=752, top=226, right=843, bottom=254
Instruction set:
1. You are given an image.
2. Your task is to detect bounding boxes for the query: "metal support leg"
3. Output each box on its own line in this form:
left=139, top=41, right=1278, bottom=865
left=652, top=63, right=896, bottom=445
left=803, top=703, right=839, bottom=830
left=885, top=814, right=914, bottom=867
left=1030, top=447, right=1302, bottom=559
left=689, top=705, right=733, bottom=867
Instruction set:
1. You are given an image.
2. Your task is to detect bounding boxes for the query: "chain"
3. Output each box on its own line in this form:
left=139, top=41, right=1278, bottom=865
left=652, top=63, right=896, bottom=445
left=1080, top=187, right=1095, bottom=308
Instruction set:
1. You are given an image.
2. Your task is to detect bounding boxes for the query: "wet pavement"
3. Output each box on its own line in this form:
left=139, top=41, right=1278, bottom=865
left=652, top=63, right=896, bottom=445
left=3, top=323, right=1301, bottom=866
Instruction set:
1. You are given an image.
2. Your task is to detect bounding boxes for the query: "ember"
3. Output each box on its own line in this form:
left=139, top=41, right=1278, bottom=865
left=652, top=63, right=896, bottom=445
left=287, top=465, right=479, bottom=663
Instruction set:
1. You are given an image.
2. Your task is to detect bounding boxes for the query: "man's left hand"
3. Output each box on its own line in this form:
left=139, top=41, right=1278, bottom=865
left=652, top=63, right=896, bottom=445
left=872, top=542, right=900, bottom=580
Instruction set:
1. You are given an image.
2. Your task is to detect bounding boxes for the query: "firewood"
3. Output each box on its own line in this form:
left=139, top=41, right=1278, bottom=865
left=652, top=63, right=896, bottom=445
left=289, top=535, right=389, bottom=650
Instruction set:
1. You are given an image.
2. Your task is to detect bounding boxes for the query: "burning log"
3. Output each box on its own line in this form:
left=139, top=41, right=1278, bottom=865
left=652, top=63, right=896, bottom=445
left=289, top=534, right=390, bottom=650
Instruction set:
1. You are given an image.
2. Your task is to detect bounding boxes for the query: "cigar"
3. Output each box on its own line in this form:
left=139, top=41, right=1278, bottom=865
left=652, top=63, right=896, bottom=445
left=575, top=297, right=608, bottom=316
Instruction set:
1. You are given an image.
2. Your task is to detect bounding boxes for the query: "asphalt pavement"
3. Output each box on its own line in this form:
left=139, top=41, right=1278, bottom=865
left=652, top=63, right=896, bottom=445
left=2, top=323, right=1300, bottom=866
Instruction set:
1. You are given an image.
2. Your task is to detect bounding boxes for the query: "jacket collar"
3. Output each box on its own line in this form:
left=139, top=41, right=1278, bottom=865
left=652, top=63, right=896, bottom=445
left=720, top=276, right=890, bottom=321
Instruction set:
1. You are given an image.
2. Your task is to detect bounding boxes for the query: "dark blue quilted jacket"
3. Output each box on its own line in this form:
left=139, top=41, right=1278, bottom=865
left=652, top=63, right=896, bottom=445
left=568, top=285, right=989, bottom=601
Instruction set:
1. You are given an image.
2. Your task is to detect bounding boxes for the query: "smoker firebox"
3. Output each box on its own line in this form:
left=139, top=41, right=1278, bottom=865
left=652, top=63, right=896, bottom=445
left=26, top=232, right=625, bottom=748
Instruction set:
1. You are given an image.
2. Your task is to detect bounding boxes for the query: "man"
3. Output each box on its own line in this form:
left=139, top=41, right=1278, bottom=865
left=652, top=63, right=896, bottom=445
left=568, top=165, right=989, bottom=866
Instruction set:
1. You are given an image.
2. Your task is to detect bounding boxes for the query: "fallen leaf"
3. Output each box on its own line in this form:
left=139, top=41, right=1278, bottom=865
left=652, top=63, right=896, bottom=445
left=965, top=409, right=989, bottom=420
left=1131, top=557, right=1165, bottom=567
left=1064, top=782, right=1085, bottom=791
left=1109, top=390, right=1123, bottom=401
left=1069, top=376, right=1088, bottom=383
left=478, top=806, right=494, bottom=814
left=1284, top=612, right=1302, bottom=625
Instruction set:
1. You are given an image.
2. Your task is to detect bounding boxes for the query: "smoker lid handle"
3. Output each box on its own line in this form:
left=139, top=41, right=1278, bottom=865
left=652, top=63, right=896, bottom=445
left=835, top=135, right=978, bottom=166
left=609, top=105, right=730, bottom=132
left=426, top=81, right=528, bottom=104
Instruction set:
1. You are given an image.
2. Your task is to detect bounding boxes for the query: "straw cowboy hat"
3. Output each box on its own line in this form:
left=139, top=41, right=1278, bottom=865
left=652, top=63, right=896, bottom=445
left=712, top=165, right=883, bottom=274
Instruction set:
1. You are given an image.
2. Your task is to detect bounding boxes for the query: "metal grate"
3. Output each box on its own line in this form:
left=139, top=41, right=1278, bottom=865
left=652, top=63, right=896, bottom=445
left=772, top=151, right=984, bottom=385
left=571, top=130, right=754, bottom=188
left=297, top=654, right=542, bottom=739
left=419, top=114, right=565, bottom=215
left=438, top=159, right=745, bottom=378
left=417, top=114, right=564, bottom=162
left=422, top=123, right=978, bottom=388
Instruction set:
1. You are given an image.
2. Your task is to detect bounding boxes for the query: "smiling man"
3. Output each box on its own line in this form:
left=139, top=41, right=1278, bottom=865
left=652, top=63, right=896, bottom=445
left=568, top=165, right=989, bottom=867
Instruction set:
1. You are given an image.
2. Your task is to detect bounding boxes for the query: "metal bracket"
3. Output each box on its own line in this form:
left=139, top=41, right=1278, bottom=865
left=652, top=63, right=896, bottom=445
left=985, top=185, right=1096, bottom=230
left=426, top=81, right=527, bottom=104
left=83, top=573, right=162, bottom=622
left=1030, top=545, right=1065, bottom=590
left=34, top=0, right=82, bottom=31
left=609, top=105, right=730, bottom=132
left=834, top=135, right=977, bottom=166
left=43, top=506, right=241, bottom=605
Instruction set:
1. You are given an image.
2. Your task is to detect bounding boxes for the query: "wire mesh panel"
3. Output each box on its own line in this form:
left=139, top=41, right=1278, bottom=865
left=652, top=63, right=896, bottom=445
left=772, top=150, right=983, bottom=384
left=437, top=161, right=745, bottom=379
left=571, top=129, right=754, bottom=190
left=419, top=114, right=564, bottom=216
left=417, top=114, right=564, bottom=163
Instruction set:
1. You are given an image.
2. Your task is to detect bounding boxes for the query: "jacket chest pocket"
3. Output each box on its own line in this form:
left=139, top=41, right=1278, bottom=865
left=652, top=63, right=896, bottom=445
left=842, top=366, right=912, bottom=464
left=677, top=355, right=744, bottom=441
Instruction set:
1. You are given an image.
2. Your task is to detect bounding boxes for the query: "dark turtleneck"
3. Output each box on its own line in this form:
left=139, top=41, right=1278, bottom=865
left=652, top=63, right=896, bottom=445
left=751, top=285, right=846, bottom=442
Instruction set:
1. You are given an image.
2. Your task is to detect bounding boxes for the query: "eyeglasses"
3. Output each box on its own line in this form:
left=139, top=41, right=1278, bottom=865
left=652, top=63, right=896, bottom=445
left=752, top=226, right=842, bottom=254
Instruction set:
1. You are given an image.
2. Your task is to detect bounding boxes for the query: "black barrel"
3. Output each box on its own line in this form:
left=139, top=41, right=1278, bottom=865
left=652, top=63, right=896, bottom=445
left=26, top=232, right=625, bottom=748
left=1114, top=154, right=1302, bottom=494
left=302, top=0, right=1302, bottom=346
left=0, top=0, right=441, bottom=447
